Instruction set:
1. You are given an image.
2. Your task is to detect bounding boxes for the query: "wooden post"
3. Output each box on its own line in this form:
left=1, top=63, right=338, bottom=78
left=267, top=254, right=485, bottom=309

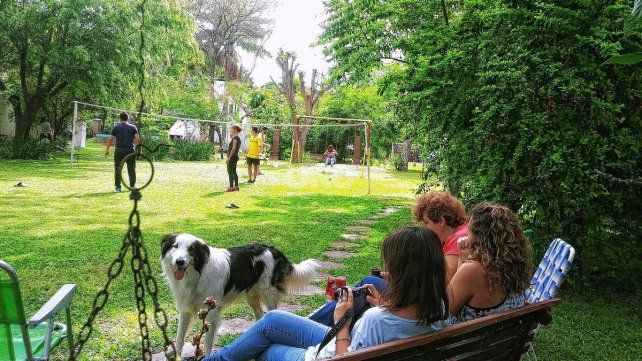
left=366, top=123, right=371, bottom=195
left=353, top=136, right=361, bottom=165
left=271, top=128, right=280, bottom=160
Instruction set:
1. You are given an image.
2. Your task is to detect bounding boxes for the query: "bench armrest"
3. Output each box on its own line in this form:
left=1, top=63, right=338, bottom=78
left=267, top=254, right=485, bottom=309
left=28, top=284, right=77, bottom=328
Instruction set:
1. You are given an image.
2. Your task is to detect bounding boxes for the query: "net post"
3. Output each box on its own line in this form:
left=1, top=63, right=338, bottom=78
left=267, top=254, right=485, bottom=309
left=71, top=101, right=78, bottom=163
left=365, top=122, right=371, bottom=195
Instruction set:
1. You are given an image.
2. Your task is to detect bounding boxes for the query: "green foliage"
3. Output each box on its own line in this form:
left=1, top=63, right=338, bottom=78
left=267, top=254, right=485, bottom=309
left=142, top=138, right=214, bottom=161
left=322, top=0, right=642, bottom=290
left=0, top=138, right=60, bottom=160
left=170, top=140, right=214, bottom=161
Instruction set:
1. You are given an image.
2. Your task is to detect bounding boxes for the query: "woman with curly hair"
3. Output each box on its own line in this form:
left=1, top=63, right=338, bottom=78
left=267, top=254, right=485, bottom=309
left=447, top=202, right=533, bottom=323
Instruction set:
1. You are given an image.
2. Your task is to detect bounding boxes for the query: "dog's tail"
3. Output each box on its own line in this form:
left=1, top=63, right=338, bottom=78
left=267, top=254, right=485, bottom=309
left=287, top=259, right=320, bottom=290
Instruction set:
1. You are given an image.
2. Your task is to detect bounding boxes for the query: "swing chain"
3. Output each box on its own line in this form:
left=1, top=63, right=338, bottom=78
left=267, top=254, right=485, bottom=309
left=72, top=155, right=176, bottom=361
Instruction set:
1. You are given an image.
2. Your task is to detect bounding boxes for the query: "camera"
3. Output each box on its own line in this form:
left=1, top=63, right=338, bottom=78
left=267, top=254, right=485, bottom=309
left=334, top=287, right=371, bottom=304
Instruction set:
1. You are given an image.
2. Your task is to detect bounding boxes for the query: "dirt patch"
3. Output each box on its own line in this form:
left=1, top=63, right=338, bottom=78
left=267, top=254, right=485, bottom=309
left=341, top=233, right=367, bottom=240
left=219, top=318, right=255, bottom=335
left=345, top=225, right=372, bottom=232
left=293, top=284, right=324, bottom=296
left=331, top=241, right=360, bottom=248
left=277, top=303, right=305, bottom=313
left=152, top=342, right=196, bottom=360
left=318, top=260, right=347, bottom=269
left=323, top=250, right=356, bottom=259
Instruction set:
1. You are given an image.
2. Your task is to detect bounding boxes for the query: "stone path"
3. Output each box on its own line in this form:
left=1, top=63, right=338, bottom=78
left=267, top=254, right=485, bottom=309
left=151, top=207, right=400, bottom=360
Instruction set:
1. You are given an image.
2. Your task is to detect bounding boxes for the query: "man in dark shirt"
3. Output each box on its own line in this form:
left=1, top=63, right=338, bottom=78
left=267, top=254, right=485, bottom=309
left=105, top=112, right=141, bottom=192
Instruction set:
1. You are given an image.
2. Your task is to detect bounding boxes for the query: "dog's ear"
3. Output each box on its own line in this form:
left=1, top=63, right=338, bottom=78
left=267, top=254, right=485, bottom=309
left=161, top=234, right=178, bottom=257
left=190, top=240, right=210, bottom=275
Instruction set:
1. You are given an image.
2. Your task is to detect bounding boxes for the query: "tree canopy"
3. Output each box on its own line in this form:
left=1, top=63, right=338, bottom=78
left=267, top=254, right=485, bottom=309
left=321, top=0, right=642, bottom=289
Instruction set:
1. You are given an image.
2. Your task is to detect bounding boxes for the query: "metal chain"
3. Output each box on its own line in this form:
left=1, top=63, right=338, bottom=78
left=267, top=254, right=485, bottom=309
left=71, top=162, right=176, bottom=360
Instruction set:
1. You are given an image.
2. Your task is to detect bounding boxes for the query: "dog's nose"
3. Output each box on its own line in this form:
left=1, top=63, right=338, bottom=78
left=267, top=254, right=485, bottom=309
left=176, top=259, right=185, bottom=267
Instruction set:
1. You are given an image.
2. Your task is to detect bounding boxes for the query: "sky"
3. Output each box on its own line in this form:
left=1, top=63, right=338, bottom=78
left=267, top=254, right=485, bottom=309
left=238, top=0, right=331, bottom=86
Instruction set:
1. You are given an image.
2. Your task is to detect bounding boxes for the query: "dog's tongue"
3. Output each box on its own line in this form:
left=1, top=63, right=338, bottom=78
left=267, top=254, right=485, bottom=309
left=173, top=268, right=186, bottom=280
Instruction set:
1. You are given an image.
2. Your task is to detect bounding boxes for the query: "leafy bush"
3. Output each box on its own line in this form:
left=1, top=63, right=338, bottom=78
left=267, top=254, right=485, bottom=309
left=141, top=138, right=172, bottom=161
left=389, top=153, right=405, bottom=171
left=322, top=0, right=642, bottom=290
left=170, top=140, right=214, bottom=161
left=0, top=138, right=61, bottom=160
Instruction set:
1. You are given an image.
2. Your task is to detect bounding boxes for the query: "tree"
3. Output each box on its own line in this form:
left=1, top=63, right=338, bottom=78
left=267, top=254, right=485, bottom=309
left=189, top=0, right=274, bottom=81
left=0, top=0, right=135, bottom=140
left=0, top=0, right=205, bottom=141
left=272, top=50, right=331, bottom=162
left=321, top=0, right=642, bottom=289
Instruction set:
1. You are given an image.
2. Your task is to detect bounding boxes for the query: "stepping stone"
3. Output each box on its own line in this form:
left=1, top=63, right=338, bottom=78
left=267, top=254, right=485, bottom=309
left=151, top=342, right=196, bottom=360
left=323, top=250, right=356, bottom=259
left=219, top=318, right=255, bottom=335
left=382, top=208, right=399, bottom=215
left=278, top=303, right=305, bottom=313
left=341, top=233, right=367, bottom=240
left=345, top=225, right=372, bottom=232
left=293, top=284, right=324, bottom=296
left=318, top=260, right=347, bottom=269
left=357, top=219, right=376, bottom=225
left=331, top=241, right=359, bottom=248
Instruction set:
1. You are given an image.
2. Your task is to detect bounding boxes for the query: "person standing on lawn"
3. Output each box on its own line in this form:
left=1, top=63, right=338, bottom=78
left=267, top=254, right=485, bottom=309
left=105, top=112, right=140, bottom=193
left=246, top=126, right=262, bottom=183
left=226, top=124, right=242, bottom=192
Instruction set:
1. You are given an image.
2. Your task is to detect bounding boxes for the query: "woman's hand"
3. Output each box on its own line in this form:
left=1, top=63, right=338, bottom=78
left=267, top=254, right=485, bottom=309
left=457, top=236, right=472, bottom=263
left=363, top=284, right=383, bottom=307
left=333, top=288, right=354, bottom=328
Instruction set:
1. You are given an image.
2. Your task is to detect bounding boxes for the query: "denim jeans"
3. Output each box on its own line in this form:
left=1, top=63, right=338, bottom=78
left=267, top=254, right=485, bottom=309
left=308, top=276, right=388, bottom=328
left=325, top=157, right=336, bottom=166
left=202, top=310, right=329, bottom=361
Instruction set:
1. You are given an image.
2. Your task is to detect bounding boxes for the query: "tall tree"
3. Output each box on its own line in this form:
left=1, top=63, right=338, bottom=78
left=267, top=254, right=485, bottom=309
left=0, top=0, right=135, bottom=140
left=189, top=0, right=274, bottom=81
left=272, top=50, right=330, bottom=163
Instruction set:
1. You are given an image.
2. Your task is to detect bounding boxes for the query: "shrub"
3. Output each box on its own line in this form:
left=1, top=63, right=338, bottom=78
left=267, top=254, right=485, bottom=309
left=170, top=140, right=214, bottom=161
left=0, top=138, right=60, bottom=160
left=405, top=1, right=642, bottom=290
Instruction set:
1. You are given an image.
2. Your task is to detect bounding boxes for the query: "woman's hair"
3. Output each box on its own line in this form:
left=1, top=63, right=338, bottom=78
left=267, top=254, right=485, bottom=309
left=251, top=126, right=259, bottom=133
left=468, top=202, right=532, bottom=295
left=231, top=124, right=242, bottom=132
left=381, top=227, right=448, bottom=325
left=412, top=192, right=467, bottom=228
left=326, top=145, right=334, bottom=152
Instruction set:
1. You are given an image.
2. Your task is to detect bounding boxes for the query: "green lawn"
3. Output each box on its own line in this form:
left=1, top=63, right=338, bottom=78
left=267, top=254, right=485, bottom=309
left=0, top=141, right=639, bottom=360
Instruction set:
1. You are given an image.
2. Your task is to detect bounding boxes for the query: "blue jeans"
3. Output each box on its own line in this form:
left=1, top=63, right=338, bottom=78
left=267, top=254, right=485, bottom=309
left=325, top=157, right=336, bottom=166
left=308, top=276, right=388, bottom=327
left=202, top=310, right=329, bottom=361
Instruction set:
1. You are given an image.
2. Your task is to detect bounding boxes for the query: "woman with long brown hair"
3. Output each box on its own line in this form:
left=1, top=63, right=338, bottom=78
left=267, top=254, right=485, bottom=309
left=202, top=227, right=450, bottom=360
left=447, top=202, right=533, bottom=323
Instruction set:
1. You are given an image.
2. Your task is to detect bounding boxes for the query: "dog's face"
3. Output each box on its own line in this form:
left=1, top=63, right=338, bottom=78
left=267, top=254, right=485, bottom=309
left=161, top=233, right=210, bottom=281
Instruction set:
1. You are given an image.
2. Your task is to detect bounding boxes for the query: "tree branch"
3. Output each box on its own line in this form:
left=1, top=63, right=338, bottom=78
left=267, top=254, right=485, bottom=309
left=593, top=169, right=642, bottom=187
left=381, top=56, right=409, bottom=64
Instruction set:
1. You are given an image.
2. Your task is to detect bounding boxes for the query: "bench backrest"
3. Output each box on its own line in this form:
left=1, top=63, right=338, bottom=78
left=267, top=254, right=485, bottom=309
left=332, top=299, right=561, bottom=361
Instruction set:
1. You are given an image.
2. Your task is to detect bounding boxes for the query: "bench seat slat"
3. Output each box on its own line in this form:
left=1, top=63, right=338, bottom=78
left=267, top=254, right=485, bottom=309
left=332, top=299, right=561, bottom=361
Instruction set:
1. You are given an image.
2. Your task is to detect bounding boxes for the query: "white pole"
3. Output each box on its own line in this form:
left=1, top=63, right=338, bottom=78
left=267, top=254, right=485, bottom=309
left=70, top=101, right=78, bottom=163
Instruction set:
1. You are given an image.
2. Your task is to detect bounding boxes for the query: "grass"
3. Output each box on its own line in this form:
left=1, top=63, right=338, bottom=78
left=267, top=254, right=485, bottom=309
left=0, top=140, right=639, bottom=360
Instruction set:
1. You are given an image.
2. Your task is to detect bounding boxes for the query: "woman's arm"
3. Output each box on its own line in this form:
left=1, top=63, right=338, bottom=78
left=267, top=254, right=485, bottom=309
left=333, top=289, right=354, bottom=354
left=446, top=262, right=479, bottom=314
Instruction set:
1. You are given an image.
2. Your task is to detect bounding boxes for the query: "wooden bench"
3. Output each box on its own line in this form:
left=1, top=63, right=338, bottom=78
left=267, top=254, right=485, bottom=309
left=333, top=299, right=561, bottom=361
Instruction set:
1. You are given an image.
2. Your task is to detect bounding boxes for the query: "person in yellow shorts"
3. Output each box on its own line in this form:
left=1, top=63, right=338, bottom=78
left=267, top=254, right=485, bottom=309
left=246, top=126, right=263, bottom=183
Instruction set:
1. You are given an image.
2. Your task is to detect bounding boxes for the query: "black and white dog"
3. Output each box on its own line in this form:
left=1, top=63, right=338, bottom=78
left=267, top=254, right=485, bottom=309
left=160, top=233, right=320, bottom=355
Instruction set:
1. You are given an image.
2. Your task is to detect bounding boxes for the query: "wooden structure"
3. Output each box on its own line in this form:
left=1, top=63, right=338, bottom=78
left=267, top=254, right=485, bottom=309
left=333, top=299, right=560, bottom=361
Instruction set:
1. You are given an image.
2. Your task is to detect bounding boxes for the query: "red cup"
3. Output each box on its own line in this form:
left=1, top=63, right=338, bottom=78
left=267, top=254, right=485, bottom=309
left=325, top=276, right=347, bottom=301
